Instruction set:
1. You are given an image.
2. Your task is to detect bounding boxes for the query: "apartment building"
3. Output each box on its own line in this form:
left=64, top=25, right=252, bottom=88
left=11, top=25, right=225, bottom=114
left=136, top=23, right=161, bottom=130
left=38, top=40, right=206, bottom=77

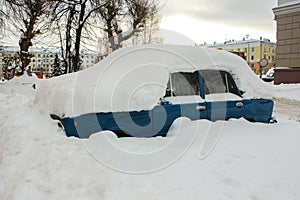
left=273, top=0, right=300, bottom=84
left=0, top=46, right=100, bottom=78
left=207, top=38, right=276, bottom=75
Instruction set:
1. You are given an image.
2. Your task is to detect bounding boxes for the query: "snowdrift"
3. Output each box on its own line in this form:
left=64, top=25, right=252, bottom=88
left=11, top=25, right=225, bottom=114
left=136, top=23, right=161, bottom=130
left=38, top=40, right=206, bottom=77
left=1, top=47, right=300, bottom=200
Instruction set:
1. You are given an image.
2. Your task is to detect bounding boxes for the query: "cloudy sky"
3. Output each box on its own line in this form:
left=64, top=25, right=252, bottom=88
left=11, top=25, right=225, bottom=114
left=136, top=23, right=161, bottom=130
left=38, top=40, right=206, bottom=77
left=160, top=0, right=278, bottom=44
left=1, top=0, right=278, bottom=47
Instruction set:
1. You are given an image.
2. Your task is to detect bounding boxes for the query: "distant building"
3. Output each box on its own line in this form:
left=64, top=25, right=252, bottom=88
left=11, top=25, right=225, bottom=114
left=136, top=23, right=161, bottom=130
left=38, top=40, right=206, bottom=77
left=206, top=38, right=276, bottom=75
left=273, top=0, right=300, bottom=84
left=0, top=46, right=100, bottom=78
left=80, top=49, right=100, bottom=70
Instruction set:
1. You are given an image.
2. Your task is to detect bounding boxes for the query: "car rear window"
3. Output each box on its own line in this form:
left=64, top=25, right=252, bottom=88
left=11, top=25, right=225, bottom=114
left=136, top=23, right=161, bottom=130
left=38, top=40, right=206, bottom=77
left=201, top=71, right=239, bottom=96
left=165, top=72, right=200, bottom=97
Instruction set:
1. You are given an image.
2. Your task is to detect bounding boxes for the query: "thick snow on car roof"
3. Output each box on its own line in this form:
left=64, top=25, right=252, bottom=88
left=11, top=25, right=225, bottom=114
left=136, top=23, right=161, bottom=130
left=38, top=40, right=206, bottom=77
left=35, top=45, right=273, bottom=117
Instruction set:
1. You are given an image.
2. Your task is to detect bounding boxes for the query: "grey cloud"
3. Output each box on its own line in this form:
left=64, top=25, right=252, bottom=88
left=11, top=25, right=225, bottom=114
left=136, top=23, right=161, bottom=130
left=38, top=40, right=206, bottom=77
left=162, top=0, right=277, bottom=30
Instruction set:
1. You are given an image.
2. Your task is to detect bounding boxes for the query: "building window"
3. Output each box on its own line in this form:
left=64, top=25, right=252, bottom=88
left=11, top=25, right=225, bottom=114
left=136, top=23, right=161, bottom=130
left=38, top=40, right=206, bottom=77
left=251, top=55, right=254, bottom=60
left=251, top=47, right=255, bottom=52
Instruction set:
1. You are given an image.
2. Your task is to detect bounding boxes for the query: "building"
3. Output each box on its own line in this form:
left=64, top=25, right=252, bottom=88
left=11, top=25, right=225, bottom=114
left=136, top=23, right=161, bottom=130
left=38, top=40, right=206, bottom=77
left=273, top=0, right=300, bottom=84
left=207, top=38, right=276, bottom=75
left=80, top=49, right=99, bottom=70
left=0, top=46, right=100, bottom=78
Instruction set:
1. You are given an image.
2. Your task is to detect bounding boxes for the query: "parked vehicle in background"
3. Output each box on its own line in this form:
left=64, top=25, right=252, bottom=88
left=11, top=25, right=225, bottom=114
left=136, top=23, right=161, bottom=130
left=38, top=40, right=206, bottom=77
left=262, top=68, right=274, bottom=82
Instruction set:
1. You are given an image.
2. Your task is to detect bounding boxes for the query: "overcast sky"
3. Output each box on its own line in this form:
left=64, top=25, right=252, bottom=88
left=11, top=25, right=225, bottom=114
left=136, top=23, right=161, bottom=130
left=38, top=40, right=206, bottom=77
left=160, top=0, right=278, bottom=44
left=1, top=0, right=278, bottom=48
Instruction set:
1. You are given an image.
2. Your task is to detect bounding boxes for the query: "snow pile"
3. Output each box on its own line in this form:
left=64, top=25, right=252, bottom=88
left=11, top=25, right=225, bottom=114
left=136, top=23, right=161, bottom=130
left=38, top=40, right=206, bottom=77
left=274, top=84, right=300, bottom=101
left=0, top=74, right=41, bottom=127
left=34, top=73, right=77, bottom=117
left=35, top=45, right=274, bottom=118
left=1, top=67, right=300, bottom=199
left=1, top=101, right=300, bottom=199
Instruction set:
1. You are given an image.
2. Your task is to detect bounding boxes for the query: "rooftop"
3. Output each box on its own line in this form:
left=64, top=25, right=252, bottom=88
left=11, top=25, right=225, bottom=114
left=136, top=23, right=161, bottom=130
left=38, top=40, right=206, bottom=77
left=206, top=38, right=276, bottom=48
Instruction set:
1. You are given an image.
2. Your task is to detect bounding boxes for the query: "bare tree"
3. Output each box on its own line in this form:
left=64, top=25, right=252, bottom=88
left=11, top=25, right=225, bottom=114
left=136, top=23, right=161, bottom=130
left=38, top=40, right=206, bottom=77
left=0, top=0, right=9, bottom=42
left=98, top=0, right=160, bottom=52
left=4, top=0, right=54, bottom=75
left=129, top=3, right=161, bottom=46
left=0, top=2, right=5, bottom=28
left=51, top=0, right=102, bottom=73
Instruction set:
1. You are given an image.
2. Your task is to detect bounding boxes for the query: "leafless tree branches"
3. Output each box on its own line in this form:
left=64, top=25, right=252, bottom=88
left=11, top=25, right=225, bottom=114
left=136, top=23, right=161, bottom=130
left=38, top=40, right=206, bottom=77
left=4, top=0, right=55, bottom=75
left=98, top=0, right=160, bottom=52
left=2, top=0, right=162, bottom=76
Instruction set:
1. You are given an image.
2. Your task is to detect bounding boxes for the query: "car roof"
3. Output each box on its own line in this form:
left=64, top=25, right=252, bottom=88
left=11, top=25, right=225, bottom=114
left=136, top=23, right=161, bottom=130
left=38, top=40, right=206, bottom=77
left=100, top=44, right=247, bottom=73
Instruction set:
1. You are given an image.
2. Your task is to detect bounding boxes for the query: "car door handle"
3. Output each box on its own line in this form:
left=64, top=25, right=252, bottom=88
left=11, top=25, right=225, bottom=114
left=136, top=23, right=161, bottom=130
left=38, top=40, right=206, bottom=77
left=236, top=102, right=244, bottom=108
left=196, top=106, right=206, bottom=111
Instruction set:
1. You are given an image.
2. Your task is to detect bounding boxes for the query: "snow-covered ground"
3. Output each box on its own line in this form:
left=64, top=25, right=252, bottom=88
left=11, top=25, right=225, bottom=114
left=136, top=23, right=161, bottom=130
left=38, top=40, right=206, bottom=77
left=0, top=73, right=300, bottom=199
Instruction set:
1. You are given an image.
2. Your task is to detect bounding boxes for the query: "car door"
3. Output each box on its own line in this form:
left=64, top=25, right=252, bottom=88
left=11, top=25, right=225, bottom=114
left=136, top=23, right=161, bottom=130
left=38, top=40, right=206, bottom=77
left=240, top=99, right=274, bottom=123
left=199, top=70, right=244, bottom=121
left=152, top=71, right=207, bottom=136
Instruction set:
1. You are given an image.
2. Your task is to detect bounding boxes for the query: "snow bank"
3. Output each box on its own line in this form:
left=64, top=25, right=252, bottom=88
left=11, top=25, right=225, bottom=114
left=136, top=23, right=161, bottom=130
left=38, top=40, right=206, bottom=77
left=0, top=74, right=42, bottom=127
left=0, top=73, right=41, bottom=96
left=1, top=62, right=300, bottom=200
left=1, top=107, right=300, bottom=199
left=273, top=84, right=300, bottom=101
left=35, top=45, right=274, bottom=118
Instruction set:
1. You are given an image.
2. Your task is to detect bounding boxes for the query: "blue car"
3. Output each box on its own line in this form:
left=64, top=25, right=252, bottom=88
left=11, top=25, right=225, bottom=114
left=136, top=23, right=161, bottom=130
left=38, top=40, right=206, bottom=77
left=50, top=45, right=274, bottom=138
left=51, top=71, right=274, bottom=138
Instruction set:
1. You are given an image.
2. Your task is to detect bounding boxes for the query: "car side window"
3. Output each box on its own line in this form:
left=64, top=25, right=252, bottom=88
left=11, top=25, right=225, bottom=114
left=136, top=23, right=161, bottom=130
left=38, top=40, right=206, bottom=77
left=164, top=72, right=200, bottom=97
left=201, top=71, right=240, bottom=96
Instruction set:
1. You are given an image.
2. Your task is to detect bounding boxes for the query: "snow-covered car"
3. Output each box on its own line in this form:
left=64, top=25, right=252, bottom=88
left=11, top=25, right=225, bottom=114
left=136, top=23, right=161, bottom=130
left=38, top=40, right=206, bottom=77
left=262, top=68, right=274, bottom=82
left=48, top=45, right=275, bottom=138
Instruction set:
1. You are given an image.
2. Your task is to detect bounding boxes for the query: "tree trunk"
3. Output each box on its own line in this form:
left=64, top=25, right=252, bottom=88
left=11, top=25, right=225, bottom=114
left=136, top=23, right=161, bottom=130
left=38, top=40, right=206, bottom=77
left=73, top=1, right=86, bottom=72
left=19, top=37, right=32, bottom=75
left=65, top=4, right=75, bottom=74
left=19, top=16, right=37, bottom=75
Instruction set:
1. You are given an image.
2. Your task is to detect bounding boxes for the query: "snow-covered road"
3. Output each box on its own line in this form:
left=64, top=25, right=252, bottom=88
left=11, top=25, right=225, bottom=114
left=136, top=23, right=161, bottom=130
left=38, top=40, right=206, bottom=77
left=274, top=98, right=300, bottom=122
